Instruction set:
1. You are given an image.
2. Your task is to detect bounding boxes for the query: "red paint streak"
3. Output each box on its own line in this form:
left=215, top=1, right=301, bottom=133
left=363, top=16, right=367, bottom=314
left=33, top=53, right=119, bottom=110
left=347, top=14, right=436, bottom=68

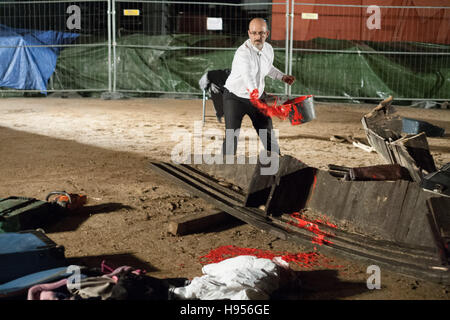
left=199, top=245, right=343, bottom=269
left=289, top=212, right=337, bottom=245
left=309, top=172, right=318, bottom=199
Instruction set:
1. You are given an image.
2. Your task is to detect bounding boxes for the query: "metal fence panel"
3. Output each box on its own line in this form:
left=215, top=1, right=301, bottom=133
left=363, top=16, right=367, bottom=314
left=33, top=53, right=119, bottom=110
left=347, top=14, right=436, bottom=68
left=0, top=0, right=111, bottom=94
left=288, top=1, right=450, bottom=101
left=112, top=0, right=289, bottom=96
left=0, top=0, right=449, bottom=101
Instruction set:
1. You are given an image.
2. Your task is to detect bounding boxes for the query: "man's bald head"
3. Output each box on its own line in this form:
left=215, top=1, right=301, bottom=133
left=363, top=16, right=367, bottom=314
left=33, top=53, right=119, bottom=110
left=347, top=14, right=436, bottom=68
left=249, top=18, right=267, bottom=30
left=248, top=18, right=269, bottom=50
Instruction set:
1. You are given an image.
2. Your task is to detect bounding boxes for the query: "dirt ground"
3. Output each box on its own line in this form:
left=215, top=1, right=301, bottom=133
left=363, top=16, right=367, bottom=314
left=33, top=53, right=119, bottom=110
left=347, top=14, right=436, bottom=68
left=0, top=96, right=449, bottom=300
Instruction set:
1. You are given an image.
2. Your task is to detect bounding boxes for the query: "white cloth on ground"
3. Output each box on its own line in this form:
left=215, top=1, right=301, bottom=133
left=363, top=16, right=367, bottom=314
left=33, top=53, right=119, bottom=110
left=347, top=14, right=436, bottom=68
left=172, top=255, right=286, bottom=300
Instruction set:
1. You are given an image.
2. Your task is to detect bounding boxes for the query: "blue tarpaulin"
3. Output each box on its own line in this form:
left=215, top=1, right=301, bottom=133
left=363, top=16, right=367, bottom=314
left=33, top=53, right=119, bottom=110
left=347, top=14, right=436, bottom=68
left=0, top=24, right=79, bottom=93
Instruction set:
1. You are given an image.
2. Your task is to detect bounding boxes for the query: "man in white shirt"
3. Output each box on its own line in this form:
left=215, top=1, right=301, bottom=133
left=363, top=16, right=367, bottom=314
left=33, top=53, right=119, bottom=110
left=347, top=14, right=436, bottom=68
left=222, top=18, right=295, bottom=155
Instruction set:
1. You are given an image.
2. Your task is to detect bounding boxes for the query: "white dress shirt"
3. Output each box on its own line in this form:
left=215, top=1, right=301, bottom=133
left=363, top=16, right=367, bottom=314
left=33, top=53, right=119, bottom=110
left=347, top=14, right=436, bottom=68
left=224, top=39, right=285, bottom=99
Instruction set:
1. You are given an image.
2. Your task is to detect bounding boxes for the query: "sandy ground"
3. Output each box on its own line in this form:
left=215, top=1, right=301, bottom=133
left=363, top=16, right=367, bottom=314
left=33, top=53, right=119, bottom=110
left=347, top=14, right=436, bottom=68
left=1, top=96, right=450, bottom=300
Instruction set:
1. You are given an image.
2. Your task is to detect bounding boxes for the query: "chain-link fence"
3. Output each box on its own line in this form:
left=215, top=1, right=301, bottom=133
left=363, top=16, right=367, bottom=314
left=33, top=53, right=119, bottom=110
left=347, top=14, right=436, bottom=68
left=0, top=0, right=111, bottom=95
left=287, top=1, right=450, bottom=101
left=0, top=0, right=449, bottom=101
left=111, top=0, right=289, bottom=95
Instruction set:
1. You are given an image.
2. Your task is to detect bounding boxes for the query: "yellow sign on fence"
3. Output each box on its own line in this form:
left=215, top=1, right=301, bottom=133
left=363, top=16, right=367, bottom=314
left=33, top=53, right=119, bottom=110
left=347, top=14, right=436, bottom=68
left=124, top=9, right=140, bottom=16
left=301, top=13, right=319, bottom=20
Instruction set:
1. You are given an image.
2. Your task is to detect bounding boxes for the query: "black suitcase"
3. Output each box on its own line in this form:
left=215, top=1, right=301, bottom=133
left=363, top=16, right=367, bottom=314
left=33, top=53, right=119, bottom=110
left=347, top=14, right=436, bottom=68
left=0, top=196, right=56, bottom=233
left=0, top=230, right=67, bottom=284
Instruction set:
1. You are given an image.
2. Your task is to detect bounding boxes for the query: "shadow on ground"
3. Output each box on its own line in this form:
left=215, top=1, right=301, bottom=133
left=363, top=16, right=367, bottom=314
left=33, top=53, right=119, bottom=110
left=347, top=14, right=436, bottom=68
left=66, top=252, right=159, bottom=273
left=45, top=203, right=135, bottom=233
left=273, top=269, right=368, bottom=300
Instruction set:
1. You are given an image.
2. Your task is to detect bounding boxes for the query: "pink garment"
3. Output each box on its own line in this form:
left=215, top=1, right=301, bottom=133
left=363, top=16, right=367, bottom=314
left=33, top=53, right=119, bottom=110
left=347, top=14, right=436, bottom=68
left=27, top=278, right=68, bottom=300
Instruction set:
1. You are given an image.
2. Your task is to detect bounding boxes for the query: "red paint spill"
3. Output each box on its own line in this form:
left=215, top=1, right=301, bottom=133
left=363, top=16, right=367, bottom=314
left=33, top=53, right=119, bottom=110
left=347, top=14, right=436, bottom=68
left=288, top=212, right=337, bottom=245
left=199, top=245, right=343, bottom=269
left=249, top=89, right=312, bottom=125
left=312, top=173, right=318, bottom=191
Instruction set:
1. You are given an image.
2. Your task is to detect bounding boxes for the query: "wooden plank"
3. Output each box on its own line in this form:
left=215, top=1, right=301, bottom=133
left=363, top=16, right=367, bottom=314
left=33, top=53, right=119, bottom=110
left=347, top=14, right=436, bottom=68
left=148, top=161, right=450, bottom=284
left=305, top=170, right=436, bottom=248
left=244, top=161, right=276, bottom=208
left=177, top=164, right=246, bottom=203
left=161, top=162, right=244, bottom=206
left=426, top=197, right=450, bottom=265
left=362, top=100, right=437, bottom=182
left=168, top=210, right=236, bottom=236
left=306, top=170, right=352, bottom=222
left=391, top=132, right=437, bottom=175
left=148, top=162, right=281, bottom=237
left=427, top=197, right=450, bottom=239
left=399, top=183, right=435, bottom=248
left=264, top=156, right=315, bottom=216
left=378, top=180, right=410, bottom=242
left=192, top=156, right=258, bottom=192
left=362, top=97, right=403, bottom=141
left=362, top=120, right=395, bottom=164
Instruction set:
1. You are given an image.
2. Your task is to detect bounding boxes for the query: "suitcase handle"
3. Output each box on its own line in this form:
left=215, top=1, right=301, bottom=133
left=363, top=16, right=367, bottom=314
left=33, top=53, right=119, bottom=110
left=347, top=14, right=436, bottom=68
left=45, top=191, right=72, bottom=204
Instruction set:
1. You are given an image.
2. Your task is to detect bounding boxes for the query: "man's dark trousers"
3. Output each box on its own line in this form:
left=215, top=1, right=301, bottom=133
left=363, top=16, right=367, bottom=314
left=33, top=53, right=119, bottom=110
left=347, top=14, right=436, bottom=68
left=222, top=88, right=279, bottom=155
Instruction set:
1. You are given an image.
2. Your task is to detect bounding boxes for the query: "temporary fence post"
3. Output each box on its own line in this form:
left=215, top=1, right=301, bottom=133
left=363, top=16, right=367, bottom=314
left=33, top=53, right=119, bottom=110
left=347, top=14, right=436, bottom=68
left=108, top=0, right=112, bottom=93
left=288, top=0, right=295, bottom=97
left=112, top=0, right=117, bottom=92
left=285, top=0, right=290, bottom=96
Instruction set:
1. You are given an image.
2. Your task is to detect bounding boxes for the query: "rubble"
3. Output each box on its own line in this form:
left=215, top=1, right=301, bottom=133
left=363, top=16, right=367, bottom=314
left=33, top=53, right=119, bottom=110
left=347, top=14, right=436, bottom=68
left=149, top=97, right=450, bottom=284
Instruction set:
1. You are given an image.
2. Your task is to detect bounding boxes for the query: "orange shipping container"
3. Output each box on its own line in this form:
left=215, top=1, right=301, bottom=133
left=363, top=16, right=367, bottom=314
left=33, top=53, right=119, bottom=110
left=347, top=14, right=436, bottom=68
left=271, top=0, right=450, bottom=44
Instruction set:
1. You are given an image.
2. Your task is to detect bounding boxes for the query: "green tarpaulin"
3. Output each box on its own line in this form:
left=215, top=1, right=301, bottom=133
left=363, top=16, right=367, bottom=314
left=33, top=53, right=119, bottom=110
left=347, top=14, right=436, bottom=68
left=2, top=34, right=449, bottom=101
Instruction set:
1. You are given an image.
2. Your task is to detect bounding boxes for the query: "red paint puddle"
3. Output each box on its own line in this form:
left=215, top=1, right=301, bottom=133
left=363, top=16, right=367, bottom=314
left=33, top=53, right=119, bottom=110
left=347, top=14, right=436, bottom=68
left=248, top=89, right=312, bottom=125
left=199, top=245, right=343, bottom=269
left=288, top=212, right=337, bottom=245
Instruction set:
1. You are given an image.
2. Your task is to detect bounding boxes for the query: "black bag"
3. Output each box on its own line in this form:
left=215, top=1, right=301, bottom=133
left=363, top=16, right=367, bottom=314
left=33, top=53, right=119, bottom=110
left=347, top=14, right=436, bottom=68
left=207, top=69, right=231, bottom=119
left=0, top=230, right=67, bottom=284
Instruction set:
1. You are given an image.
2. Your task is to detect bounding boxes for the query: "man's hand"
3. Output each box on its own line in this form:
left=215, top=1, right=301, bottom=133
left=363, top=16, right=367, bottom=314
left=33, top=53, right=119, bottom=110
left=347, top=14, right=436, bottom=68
left=282, top=75, right=295, bottom=85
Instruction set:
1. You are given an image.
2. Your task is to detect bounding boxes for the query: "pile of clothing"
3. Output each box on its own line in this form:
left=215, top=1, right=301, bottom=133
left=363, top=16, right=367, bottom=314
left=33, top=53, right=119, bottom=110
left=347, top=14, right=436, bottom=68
left=1, top=256, right=300, bottom=300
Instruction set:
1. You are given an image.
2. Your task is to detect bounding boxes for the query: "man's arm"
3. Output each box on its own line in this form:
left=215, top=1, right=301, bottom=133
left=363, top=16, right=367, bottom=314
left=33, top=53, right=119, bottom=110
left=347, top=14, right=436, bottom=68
left=267, top=66, right=296, bottom=85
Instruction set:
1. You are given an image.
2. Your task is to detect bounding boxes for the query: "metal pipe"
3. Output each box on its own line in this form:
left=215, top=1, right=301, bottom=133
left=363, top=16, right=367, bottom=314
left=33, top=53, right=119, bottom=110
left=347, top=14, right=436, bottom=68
left=107, top=0, right=112, bottom=92
left=288, top=0, right=295, bottom=96
left=115, top=1, right=280, bottom=7
left=293, top=3, right=450, bottom=9
left=284, top=0, right=289, bottom=96
left=112, top=0, right=117, bottom=92
left=291, top=48, right=450, bottom=55
left=202, top=89, right=206, bottom=126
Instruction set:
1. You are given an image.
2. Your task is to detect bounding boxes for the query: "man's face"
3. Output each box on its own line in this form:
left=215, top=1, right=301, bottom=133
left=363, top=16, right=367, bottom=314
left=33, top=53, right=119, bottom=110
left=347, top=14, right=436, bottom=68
left=248, top=21, right=269, bottom=50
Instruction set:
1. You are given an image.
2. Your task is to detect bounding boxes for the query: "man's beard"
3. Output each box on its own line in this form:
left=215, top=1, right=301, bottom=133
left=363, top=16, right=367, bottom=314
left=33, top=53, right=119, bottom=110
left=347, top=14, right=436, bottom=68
left=253, top=41, right=264, bottom=50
